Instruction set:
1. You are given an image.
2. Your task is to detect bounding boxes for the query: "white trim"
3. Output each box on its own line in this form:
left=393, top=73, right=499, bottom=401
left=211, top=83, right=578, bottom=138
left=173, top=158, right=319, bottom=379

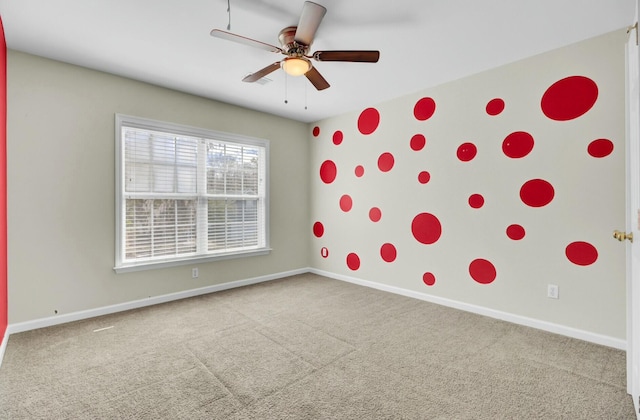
left=6, top=268, right=308, bottom=335
left=0, top=329, right=8, bottom=369
left=309, top=268, right=627, bottom=350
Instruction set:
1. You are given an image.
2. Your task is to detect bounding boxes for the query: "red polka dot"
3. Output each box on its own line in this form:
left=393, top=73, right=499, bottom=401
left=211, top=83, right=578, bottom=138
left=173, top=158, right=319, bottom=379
left=340, top=194, right=353, bottom=212
left=506, top=224, right=525, bottom=240
left=414, top=97, right=436, bottom=121
left=380, top=243, right=397, bottom=263
left=418, top=171, right=431, bottom=184
left=321, top=247, right=329, bottom=258
left=411, top=213, right=442, bottom=245
left=333, top=130, right=343, bottom=145
left=469, top=259, right=497, bottom=284
left=355, top=165, right=365, bottom=177
left=313, top=222, right=324, bottom=238
left=588, top=139, right=614, bottom=158
left=320, top=160, right=337, bottom=184
left=520, top=179, right=555, bottom=208
left=312, top=126, right=320, bottom=137
left=502, top=131, right=534, bottom=159
left=358, top=108, right=380, bottom=135
left=378, top=152, right=395, bottom=172
left=486, top=98, right=505, bottom=116
left=369, top=207, right=382, bottom=222
left=423, top=272, right=436, bottom=286
left=565, top=241, right=598, bottom=266
left=541, top=76, right=598, bottom=121
left=410, top=134, right=426, bottom=151
left=468, top=194, right=484, bottom=209
left=457, top=143, right=477, bottom=162
left=347, top=253, right=361, bottom=270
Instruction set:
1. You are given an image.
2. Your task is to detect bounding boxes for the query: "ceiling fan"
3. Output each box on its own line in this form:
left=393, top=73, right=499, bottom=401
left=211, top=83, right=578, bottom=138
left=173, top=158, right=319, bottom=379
left=210, top=1, right=380, bottom=91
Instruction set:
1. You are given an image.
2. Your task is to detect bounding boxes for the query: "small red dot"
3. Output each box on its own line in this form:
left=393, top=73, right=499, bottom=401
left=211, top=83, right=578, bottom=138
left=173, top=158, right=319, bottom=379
left=588, top=139, right=614, bottom=158
left=333, top=130, right=344, bottom=145
left=347, top=253, right=361, bottom=270
left=312, top=126, right=320, bottom=137
left=418, top=171, right=431, bottom=184
left=469, top=259, right=497, bottom=284
left=565, top=241, right=598, bottom=266
left=355, top=165, right=365, bottom=177
left=380, top=243, right=397, bottom=263
left=340, top=195, right=353, bottom=212
left=358, top=108, right=380, bottom=135
left=414, top=97, right=436, bottom=121
left=457, top=143, right=477, bottom=162
left=313, top=222, right=324, bottom=238
left=319, top=160, right=337, bottom=184
left=506, top=224, right=525, bottom=240
left=410, top=134, right=426, bottom=151
left=369, top=207, right=382, bottom=222
left=520, top=179, right=555, bottom=208
left=502, top=131, right=534, bottom=159
left=422, top=272, right=436, bottom=286
left=486, top=98, right=505, bottom=116
left=468, top=194, right=484, bottom=209
left=378, top=152, right=395, bottom=172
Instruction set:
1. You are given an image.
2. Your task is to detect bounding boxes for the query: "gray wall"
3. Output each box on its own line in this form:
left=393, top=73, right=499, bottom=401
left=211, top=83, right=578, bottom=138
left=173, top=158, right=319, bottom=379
left=7, top=50, right=310, bottom=323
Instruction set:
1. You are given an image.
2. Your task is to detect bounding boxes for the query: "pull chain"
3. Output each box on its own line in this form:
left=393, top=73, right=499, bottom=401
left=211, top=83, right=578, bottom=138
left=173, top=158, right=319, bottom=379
left=226, top=0, right=231, bottom=30
left=284, top=73, right=288, bottom=104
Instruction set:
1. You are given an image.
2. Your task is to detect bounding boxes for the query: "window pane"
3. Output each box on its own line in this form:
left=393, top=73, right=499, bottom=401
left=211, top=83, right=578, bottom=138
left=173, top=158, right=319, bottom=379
left=125, top=199, right=196, bottom=260
left=207, top=199, right=259, bottom=251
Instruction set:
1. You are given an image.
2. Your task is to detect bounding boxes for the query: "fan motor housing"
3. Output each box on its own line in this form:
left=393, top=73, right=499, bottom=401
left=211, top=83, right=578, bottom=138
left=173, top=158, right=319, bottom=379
left=278, top=26, right=309, bottom=57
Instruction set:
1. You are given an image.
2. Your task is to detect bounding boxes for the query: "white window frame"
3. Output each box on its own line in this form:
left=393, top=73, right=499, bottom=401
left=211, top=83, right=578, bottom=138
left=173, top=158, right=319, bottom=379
left=114, top=114, right=270, bottom=273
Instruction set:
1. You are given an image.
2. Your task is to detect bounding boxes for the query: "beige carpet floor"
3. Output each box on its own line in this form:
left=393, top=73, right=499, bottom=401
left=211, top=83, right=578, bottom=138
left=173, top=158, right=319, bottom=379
left=0, top=273, right=636, bottom=419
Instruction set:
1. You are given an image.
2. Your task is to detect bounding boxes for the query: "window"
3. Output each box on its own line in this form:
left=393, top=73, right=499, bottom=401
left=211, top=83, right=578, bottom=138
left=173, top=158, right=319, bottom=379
left=115, top=115, right=269, bottom=272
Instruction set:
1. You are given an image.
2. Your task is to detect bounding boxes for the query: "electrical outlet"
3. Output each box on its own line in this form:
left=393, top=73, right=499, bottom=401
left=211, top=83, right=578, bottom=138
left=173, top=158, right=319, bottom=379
left=547, top=284, right=559, bottom=299
left=192, top=267, right=199, bottom=279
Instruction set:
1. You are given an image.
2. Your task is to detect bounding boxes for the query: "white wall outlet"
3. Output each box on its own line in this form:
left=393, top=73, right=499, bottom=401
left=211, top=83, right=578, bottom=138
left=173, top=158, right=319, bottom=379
left=547, top=284, right=559, bottom=299
left=191, top=267, right=199, bottom=279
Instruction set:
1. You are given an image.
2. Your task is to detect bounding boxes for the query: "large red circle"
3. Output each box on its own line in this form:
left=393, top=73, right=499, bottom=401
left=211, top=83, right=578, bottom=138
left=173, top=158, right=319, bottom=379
left=333, top=130, right=344, bottom=145
left=588, top=139, right=614, bottom=158
left=411, top=213, right=442, bottom=245
left=414, top=97, right=436, bottom=121
left=340, top=194, right=353, bottom=212
left=410, top=134, right=426, bottom=151
left=565, top=241, right=598, bottom=266
left=313, top=222, right=324, bottom=238
left=541, top=76, right=598, bottom=121
left=369, top=207, right=382, bottom=222
left=520, top=179, right=555, bottom=208
left=469, top=259, right=497, bottom=284
left=506, top=224, right=526, bottom=240
left=380, top=243, right=397, bottom=263
left=358, top=108, right=380, bottom=135
left=457, top=143, right=477, bottom=162
left=319, top=160, right=337, bottom=184
left=422, top=272, right=436, bottom=286
left=486, top=98, right=505, bottom=116
left=502, top=131, right=534, bottom=159
left=347, top=253, right=361, bottom=270
left=378, top=152, right=395, bottom=172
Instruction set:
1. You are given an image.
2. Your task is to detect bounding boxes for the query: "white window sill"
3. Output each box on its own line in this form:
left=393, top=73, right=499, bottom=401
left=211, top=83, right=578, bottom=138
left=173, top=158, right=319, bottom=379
left=114, top=248, right=272, bottom=274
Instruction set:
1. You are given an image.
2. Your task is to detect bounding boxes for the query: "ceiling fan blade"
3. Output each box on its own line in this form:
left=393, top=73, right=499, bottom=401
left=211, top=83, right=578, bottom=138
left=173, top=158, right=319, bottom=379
left=242, top=62, right=282, bottom=82
left=294, top=1, right=327, bottom=46
left=313, top=50, right=380, bottom=63
left=305, top=66, right=330, bottom=91
left=210, top=29, right=283, bottom=53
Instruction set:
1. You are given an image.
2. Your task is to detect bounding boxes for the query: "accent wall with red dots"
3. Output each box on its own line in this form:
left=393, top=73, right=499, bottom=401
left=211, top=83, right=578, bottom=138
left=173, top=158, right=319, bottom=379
left=310, top=30, right=627, bottom=339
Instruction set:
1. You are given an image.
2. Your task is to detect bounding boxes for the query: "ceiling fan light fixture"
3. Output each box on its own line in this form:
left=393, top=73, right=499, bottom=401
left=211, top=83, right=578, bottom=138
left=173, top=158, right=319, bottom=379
left=282, top=57, right=311, bottom=76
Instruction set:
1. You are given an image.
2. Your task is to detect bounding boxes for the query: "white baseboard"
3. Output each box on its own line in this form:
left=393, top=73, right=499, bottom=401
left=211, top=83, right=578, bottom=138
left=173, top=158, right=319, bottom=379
left=0, top=329, right=8, bottom=369
left=309, top=268, right=627, bottom=351
left=6, top=267, right=309, bottom=335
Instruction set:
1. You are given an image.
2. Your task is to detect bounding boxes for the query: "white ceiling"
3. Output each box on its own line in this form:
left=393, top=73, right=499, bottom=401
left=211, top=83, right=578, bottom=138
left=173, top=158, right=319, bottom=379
left=0, top=0, right=635, bottom=123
